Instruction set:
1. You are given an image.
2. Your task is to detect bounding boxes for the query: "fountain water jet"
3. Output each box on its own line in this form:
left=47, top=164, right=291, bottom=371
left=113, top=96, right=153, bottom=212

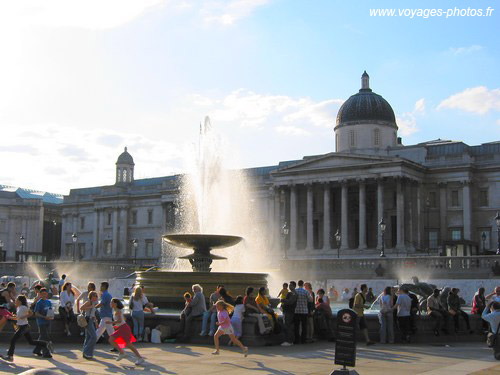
left=135, top=117, right=269, bottom=306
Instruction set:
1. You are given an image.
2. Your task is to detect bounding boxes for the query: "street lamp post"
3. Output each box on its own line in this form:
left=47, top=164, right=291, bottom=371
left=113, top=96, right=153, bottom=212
left=281, top=222, right=289, bottom=259
left=72, top=233, right=77, bottom=262
left=495, top=212, right=500, bottom=255
left=379, top=218, right=386, bottom=258
left=132, top=239, right=138, bottom=264
left=481, top=232, right=487, bottom=254
left=335, top=229, right=341, bottom=259
left=19, top=235, right=25, bottom=263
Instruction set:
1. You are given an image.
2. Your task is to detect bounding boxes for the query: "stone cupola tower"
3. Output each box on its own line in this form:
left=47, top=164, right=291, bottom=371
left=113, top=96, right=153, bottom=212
left=115, top=147, right=134, bottom=184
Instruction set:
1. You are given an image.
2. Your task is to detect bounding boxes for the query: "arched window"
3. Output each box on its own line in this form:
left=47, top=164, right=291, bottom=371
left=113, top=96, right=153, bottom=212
left=116, top=168, right=121, bottom=183
left=123, top=169, right=127, bottom=182
left=374, top=128, right=380, bottom=146
left=349, top=130, right=356, bottom=147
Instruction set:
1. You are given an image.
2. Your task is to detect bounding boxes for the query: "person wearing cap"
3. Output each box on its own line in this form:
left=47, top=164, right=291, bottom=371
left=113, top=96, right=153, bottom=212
left=427, top=288, right=449, bottom=336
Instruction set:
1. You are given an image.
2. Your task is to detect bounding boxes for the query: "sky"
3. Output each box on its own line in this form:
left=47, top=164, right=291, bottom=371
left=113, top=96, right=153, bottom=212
left=0, top=0, right=498, bottom=194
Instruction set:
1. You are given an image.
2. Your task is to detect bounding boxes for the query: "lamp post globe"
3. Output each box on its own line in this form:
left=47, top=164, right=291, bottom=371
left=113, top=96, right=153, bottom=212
left=379, top=218, right=386, bottom=258
left=281, top=222, right=289, bottom=259
left=132, top=238, right=138, bottom=264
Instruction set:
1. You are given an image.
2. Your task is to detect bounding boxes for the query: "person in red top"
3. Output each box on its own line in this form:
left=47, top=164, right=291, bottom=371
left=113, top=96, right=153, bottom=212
left=472, top=287, right=487, bottom=331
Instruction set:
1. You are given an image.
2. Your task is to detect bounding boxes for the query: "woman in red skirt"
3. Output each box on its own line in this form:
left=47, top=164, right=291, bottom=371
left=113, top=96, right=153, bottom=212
left=107, top=298, right=144, bottom=365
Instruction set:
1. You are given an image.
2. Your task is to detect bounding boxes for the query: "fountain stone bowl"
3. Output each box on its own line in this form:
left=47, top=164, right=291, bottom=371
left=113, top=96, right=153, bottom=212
left=134, top=233, right=267, bottom=308
left=163, top=234, right=243, bottom=272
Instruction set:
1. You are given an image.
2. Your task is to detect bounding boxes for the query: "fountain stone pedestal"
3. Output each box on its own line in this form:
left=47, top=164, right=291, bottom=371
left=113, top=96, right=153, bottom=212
left=134, top=234, right=268, bottom=308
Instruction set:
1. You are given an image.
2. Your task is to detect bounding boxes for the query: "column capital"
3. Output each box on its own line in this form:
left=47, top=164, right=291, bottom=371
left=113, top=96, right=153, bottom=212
left=340, top=179, right=349, bottom=186
left=459, top=179, right=473, bottom=186
left=356, top=178, right=366, bottom=185
left=437, top=181, right=447, bottom=187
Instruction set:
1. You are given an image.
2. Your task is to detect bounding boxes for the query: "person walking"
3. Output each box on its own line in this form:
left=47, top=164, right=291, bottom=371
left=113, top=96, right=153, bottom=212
left=294, top=280, right=311, bottom=345
left=280, top=281, right=297, bottom=347
left=394, top=287, right=412, bottom=343
left=374, top=286, right=394, bottom=344
left=32, top=288, right=53, bottom=358
left=76, top=282, right=96, bottom=314
left=96, top=282, right=114, bottom=345
left=59, top=282, right=76, bottom=336
left=1, top=295, right=50, bottom=362
left=353, top=284, right=375, bottom=345
left=129, top=287, right=148, bottom=342
left=427, top=288, right=450, bottom=336
left=211, top=300, right=248, bottom=356
left=108, top=298, right=145, bottom=365
left=448, top=288, right=473, bottom=334
left=80, top=291, right=99, bottom=359
left=304, top=282, right=315, bottom=343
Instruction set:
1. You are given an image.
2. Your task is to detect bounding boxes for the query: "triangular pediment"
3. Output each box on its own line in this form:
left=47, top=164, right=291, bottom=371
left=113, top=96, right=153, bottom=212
left=273, top=152, right=402, bottom=174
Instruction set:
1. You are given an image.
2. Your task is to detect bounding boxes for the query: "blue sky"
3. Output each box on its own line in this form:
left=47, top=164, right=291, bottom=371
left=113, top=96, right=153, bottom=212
left=0, top=0, right=498, bottom=194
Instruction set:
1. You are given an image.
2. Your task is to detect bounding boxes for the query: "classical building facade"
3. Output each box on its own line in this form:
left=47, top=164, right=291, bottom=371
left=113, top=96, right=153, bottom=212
left=0, top=186, right=62, bottom=261
left=61, top=72, right=500, bottom=263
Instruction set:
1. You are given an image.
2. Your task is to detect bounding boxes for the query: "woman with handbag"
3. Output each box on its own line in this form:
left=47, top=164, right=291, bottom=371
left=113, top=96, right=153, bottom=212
left=80, top=291, right=99, bottom=359
left=59, top=282, right=76, bottom=336
left=129, top=287, right=148, bottom=342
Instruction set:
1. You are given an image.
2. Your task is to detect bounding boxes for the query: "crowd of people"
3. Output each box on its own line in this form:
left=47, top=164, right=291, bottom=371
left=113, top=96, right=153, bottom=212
left=0, top=278, right=146, bottom=365
left=0, top=276, right=499, bottom=364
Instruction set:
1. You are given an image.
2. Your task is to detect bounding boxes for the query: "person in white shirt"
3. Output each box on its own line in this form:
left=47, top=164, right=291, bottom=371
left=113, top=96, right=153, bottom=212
left=1, top=295, right=50, bottom=362
left=372, top=286, right=394, bottom=344
left=341, top=288, right=350, bottom=302
left=129, top=286, right=149, bottom=341
left=59, top=282, right=76, bottom=336
left=394, top=287, right=412, bottom=343
left=230, top=296, right=246, bottom=339
left=486, top=287, right=500, bottom=303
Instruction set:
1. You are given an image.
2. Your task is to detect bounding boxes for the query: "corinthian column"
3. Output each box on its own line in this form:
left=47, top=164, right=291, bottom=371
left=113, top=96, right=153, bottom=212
left=377, top=179, right=384, bottom=250
left=463, top=180, right=472, bottom=240
left=322, top=183, right=331, bottom=251
left=358, top=180, right=367, bottom=250
left=306, top=184, right=314, bottom=250
left=396, top=177, right=405, bottom=250
left=290, top=185, right=297, bottom=252
left=340, top=181, right=349, bottom=250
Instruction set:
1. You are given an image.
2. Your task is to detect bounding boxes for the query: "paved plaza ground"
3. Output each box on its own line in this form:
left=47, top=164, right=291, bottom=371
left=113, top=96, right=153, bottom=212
left=0, top=341, right=497, bottom=375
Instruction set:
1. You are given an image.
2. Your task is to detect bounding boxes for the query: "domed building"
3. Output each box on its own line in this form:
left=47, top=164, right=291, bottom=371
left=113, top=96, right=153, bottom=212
left=61, top=73, right=499, bottom=279
left=335, top=71, right=398, bottom=153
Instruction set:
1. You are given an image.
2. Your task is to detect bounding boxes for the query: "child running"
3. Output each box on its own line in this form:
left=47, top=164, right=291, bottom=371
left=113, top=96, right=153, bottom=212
left=107, top=298, right=145, bottom=366
left=1, top=295, right=50, bottom=362
left=212, top=300, right=248, bottom=356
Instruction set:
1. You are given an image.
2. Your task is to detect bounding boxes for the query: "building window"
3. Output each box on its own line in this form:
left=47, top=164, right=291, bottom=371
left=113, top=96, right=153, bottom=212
left=428, top=231, right=438, bottom=249
left=131, top=211, right=137, bottom=225
left=479, top=189, right=489, bottom=207
left=349, top=130, right=356, bottom=147
left=107, top=213, right=112, bottom=226
left=479, top=230, right=490, bottom=251
left=373, top=128, right=380, bottom=146
left=147, top=210, right=153, bottom=225
left=145, top=240, right=154, bottom=257
left=451, top=190, right=459, bottom=207
left=104, top=240, right=112, bottom=255
left=451, top=229, right=461, bottom=241
left=80, top=217, right=85, bottom=230
left=78, top=243, right=86, bottom=259
left=65, top=244, right=73, bottom=258
left=427, top=192, right=437, bottom=208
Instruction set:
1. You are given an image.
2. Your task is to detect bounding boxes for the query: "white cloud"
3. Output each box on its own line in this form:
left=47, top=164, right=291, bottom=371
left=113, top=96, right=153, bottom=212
left=276, top=126, right=311, bottom=137
left=0, top=124, right=183, bottom=194
left=447, top=45, right=482, bottom=55
left=437, top=86, right=500, bottom=115
left=0, top=0, right=166, bottom=30
left=396, top=98, right=425, bottom=136
left=200, top=0, right=271, bottom=26
left=188, top=89, right=342, bottom=131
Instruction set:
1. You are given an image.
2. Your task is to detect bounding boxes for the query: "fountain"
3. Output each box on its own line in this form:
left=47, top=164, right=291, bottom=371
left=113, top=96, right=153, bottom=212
left=134, top=117, right=268, bottom=307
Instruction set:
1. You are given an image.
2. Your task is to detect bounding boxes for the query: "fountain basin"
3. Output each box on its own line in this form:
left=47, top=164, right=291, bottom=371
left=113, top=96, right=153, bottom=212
left=135, top=270, right=267, bottom=308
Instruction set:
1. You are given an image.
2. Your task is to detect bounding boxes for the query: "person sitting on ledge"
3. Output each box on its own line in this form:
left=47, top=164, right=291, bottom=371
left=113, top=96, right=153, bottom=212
left=200, top=285, right=222, bottom=337
left=482, top=301, right=500, bottom=346
left=427, top=288, right=449, bottom=336
left=178, top=284, right=206, bottom=340
left=447, top=288, right=473, bottom=334
left=486, top=287, right=500, bottom=303
left=256, top=287, right=278, bottom=329
left=219, top=287, right=235, bottom=306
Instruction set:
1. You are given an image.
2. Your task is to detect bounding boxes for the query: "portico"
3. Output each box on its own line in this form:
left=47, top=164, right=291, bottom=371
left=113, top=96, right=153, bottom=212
left=271, top=153, right=425, bottom=257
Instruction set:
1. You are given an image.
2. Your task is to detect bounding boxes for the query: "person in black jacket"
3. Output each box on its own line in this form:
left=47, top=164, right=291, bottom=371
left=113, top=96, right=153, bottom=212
left=280, top=281, right=297, bottom=346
